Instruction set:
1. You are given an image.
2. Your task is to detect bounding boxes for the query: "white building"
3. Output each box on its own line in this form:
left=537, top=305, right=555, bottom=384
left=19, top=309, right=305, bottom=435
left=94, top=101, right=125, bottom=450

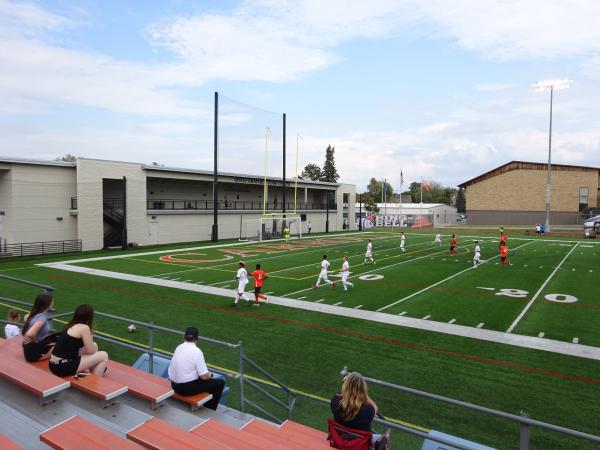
left=0, top=157, right=355, bottom=251
left=356, top=203, right=457, bottom=228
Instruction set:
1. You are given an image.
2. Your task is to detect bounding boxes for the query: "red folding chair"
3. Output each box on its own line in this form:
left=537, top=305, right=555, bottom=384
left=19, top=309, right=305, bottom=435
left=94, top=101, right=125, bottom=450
left=327, top=418, right=374, bottom=450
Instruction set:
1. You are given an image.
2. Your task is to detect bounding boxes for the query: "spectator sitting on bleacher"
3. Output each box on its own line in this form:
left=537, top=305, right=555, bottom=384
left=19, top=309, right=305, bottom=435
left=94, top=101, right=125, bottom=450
left=331, top=372, right=382, bottom=445
left=22, top=293, right=57, bottom=362
left=5, top=309, right=21, bottom=339
left=49, top=304, right=109, bottom=377
left=168, top=326, right=225, bottom=410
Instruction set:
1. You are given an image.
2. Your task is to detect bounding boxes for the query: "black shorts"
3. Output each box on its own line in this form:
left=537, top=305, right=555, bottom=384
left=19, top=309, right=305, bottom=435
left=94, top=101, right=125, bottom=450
left=501, top=256, right=507, bottom=262
left=49, top=356, right=81, bottom=377
left=22, top=342, right=54, bottom=362
left=254, top=286, right=262, bottom=294
left=450, top=245, right=456, bottom=252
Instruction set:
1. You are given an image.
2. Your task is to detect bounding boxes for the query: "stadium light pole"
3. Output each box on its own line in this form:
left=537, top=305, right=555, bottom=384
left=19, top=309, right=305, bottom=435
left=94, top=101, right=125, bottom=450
left=532, top=78, right=573, bottom=233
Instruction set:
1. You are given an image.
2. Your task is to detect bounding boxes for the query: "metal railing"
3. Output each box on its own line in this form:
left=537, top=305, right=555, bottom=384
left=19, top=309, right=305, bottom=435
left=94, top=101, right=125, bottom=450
left=0, top=279, right=296, bottom=424
left=0, top=240, right=82, bottom=258
left=69, top=196, right=337, bottom=212
left=341, top=367, right=600, bottom=450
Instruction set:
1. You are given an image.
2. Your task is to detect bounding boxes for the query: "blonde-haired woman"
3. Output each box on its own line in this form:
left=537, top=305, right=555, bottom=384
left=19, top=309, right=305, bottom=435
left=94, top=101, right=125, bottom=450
left=330, top=372, right=382, bottom=444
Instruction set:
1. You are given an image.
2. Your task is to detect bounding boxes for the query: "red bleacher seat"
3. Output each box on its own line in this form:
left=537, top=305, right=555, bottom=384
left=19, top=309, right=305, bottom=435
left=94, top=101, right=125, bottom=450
left=127, top=417, right=224, bottom=449
left=0, top=433, right=24, bottom=450
left=281, top=419, right=329, bottom=445
left=191, top=418, right=289, bottom=450
left=154, top=376, right=212, bottom=411
left=106, top=360, right=173, bottom=407
left=40, top=415, right=139, bottom=450
left=0, top=335, right=128, bottom=402
left=0, top=355, right=70, bottom=399
left=241, top=418, right=331, bottom=450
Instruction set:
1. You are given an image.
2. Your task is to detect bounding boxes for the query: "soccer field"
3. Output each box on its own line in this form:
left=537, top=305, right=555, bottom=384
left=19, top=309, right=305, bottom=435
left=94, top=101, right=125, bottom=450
left=2, top=230, right=599, bottom=449
left=45, top=230, right=600, bottom=349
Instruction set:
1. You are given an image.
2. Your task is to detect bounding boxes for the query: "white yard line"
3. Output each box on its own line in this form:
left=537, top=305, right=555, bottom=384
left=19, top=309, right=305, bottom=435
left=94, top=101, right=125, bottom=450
left=422, top=315, right=431, bottom=320
left=477, top=323, right=484, bottom=329
left=506, top=242, right=580, bottom=333
left=448, top=319, right=456, bottom=324
left=398, top=311, right=407, bottom=316
left=333, top=302, right=343, bottom=306
left=298, top=296, right=307, bottom=300
left=38, top=261, right=600, bottom=361
left=377, top=240, right=535, bottom=312
left=315, top=299, right=324, bottom=303
left=354, top=305, right=363, bottom=309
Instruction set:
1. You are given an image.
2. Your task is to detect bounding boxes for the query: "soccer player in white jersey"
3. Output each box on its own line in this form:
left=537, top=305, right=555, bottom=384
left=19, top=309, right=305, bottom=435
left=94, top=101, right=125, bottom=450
left=473, top=241, right=481, bottom=268
left=313, top=255, right=335, bottom=288
left=341, top=256, right=354, bottom=291
left=363, top=239, right=375, bottom=264
left=400, top=232, right=406, bottom=252
left=433, top=233, right=442, bottom=245
left=231, top=262, right=250, bottom=306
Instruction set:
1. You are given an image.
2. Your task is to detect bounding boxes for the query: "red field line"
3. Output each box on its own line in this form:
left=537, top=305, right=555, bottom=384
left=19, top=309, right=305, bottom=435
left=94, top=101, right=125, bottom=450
left=48, top=274, right=600, bottom=386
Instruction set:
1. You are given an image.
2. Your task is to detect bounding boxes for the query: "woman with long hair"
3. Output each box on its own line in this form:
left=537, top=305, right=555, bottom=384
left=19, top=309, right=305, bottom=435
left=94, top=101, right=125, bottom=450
left=22, top=293, right=55, bottom=362
left=49, top=304, right=109, bottom=377
left=331, top=372, right=381, bottom=443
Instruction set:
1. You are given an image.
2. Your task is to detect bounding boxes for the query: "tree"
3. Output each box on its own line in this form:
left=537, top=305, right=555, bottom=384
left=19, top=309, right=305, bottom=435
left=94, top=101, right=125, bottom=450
left=360, top=193, right=379, bottom=213
left=365, top=178, right=394, bottom=202
left=408, top=181, right=455, bottom=204
left=55, top=154, right=77, bottom=162
left=455, top=188, right=466, bottom=213
left=321, top=145, right=340, bottom=182
left=300, top=163, right=322, bottom=181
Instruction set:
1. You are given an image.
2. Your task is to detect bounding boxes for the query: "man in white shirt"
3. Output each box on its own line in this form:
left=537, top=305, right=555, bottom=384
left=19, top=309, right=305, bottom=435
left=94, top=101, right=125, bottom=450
left=231, top=262, right=250, bottom=306
left=433, top=233, right=442, bottom=246
left=168, top=326, right=225, bottom=410
left=473, top=241, right=481, bottom=268
left=364, top=239, right=375, bottom=264
left=400, top=232, right=406, bottom=253
left=313, top=255, right=335, bottom=288
left=341, top=256, right=354, bottom=291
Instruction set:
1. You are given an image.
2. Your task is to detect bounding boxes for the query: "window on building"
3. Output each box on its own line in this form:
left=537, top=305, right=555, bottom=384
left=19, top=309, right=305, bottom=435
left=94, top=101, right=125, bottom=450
left=579, top=187, right=589, bottom=211
left=343, top=193, right=349, bottom=211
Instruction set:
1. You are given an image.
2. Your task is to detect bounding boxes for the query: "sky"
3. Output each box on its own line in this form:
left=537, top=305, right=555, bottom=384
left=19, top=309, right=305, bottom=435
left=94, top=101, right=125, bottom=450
left=1, top=0, right=600, bottom=191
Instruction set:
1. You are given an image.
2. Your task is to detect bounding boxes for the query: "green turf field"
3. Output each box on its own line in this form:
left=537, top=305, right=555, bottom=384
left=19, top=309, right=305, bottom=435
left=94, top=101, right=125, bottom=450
left=1, top=229, right=599, bottom=449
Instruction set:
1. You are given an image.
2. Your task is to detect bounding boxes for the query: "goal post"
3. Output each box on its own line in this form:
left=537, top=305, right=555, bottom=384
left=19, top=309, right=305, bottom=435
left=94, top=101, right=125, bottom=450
left=239, top=216, right=302, bottom=242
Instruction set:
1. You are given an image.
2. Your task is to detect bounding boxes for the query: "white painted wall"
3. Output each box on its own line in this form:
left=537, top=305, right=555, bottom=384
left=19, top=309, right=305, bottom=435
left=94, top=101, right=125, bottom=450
left=1, top=164, right=77, bottom=244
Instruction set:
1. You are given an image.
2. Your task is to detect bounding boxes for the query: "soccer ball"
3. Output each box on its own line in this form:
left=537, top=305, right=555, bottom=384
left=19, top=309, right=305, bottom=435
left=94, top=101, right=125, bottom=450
left=128, top=324, right=136, bottom=333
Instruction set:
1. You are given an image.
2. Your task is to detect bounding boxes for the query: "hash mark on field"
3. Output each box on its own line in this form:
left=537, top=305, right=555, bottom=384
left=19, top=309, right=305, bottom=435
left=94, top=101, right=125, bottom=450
left=298, top=296, right=306, bottom=299
left=477, top=287, right=495, bottom=291
left=171, top=278, right=181, bottom=281
left=477, top=323, right=484, bottom=329
left=208, top=282, right=223, bottom=286
left=573, top=337, right=579, bottom=344
left=354, top=305, right=363, bottom=309
left=538, top=332, right=545, bottom=338
left=315, top=299, right=324, bottom=303
left=422, top=315, right=431, bottom=320
left=195, top=281, right=203, bottom=284
left=183, top=280, right=193, bottom=283
left=265, top=291, right=274, bottom=294
left=398, top=311, right=407, bottom=316
left=448, top=319, right=456, bottom=324
left=333, top=302, right=343, bottom=306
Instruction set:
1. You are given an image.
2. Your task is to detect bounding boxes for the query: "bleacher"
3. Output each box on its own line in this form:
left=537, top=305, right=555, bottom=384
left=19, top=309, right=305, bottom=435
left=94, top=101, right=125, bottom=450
left=0, top=336, right=330, bottom=449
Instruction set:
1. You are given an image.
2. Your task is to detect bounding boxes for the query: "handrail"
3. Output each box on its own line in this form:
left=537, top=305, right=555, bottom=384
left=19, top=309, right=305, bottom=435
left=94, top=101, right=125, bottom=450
left=0, top=274, right=54, bottom=292
left=341, top=367, right=600, bottom=449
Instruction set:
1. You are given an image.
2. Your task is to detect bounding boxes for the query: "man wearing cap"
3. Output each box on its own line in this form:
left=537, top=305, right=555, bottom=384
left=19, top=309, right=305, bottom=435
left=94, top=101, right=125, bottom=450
left=168, top=326, right=225, bottom=410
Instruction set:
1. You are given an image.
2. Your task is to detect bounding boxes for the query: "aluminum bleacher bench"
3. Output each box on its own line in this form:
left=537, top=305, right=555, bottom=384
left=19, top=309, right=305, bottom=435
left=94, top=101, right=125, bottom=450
left=191, top=418, right=289, bottom=450
left=241, top=418, right=332, bottom=450
left=105, top=360, right=174, bottom=409
left=154, top=376, right=213, bottom=412
left=0, top=336, right=128, bottom=404
left=127, top=417, right=224, bottom=449
left=40, top=415, right=140, bottom=450
left=0, top=432, right=25, bottom=450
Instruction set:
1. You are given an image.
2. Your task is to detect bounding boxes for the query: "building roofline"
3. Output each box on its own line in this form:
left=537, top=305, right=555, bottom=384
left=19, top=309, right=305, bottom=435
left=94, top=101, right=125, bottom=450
left=143, top=164, right=340, bottom=187
left=0, top=156, right=75, bottom=168
left=458, top=160, right=600, bottom=188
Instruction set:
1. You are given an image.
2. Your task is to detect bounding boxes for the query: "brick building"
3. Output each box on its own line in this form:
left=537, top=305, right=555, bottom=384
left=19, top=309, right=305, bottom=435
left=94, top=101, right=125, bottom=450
left=458, top=161, right=600, bottom=225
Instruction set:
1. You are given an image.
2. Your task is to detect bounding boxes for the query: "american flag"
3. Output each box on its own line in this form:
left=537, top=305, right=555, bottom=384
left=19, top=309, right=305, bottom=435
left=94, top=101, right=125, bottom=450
left=400, top=170, right=404, bottom=187
left=422, top=180, right=432, bottom=191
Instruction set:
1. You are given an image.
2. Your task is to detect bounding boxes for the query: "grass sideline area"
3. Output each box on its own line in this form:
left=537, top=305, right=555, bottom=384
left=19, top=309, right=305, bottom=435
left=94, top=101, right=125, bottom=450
left=1, top=228, right=598, bottom=449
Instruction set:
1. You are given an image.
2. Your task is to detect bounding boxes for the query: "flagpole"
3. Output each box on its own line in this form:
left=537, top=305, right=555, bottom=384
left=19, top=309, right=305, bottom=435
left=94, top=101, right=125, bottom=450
left=420, top=178, right=423, bottom=229
left=383, top=178, right=387, bottom=227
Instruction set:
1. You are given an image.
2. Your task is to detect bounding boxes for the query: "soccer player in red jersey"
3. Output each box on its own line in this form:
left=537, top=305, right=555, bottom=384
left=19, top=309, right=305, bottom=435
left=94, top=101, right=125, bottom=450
left=499, top=232, right=507, bottom=249
left=251, top=264, right=269, bottom=306
left=499, top=244, right=511, bottom=267
left=450, top=234, right=457, bottom=256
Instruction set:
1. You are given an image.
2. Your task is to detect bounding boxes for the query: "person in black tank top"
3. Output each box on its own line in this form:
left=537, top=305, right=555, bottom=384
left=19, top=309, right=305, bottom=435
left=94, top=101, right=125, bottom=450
left=49, top=304, right=109, bottom=377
